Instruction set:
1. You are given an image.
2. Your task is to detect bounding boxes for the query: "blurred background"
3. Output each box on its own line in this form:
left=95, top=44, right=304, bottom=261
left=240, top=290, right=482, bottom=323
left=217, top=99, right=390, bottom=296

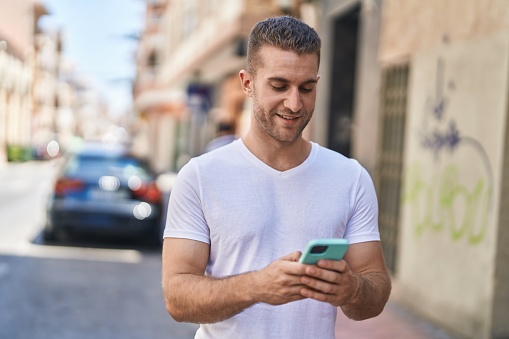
left=1, top=0, right=508, bottom=338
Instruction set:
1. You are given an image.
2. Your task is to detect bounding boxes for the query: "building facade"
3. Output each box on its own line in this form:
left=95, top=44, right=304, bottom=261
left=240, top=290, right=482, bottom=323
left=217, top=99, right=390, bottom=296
left=0, top=0, right=107, bottom=163
left=0, top=0, right=36, bottom=162
left=377, top=1, right=509, bottom=338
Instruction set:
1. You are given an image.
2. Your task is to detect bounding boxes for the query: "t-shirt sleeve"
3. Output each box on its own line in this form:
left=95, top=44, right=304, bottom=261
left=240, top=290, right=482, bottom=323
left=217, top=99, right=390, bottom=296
left=163, top=160, right=210, bottom=244
left=344, top=166, right=381, bottom=244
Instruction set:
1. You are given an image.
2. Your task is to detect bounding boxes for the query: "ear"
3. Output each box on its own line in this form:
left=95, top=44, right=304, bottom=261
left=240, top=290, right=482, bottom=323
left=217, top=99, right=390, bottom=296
left=239, top=70, right=253, bottom=97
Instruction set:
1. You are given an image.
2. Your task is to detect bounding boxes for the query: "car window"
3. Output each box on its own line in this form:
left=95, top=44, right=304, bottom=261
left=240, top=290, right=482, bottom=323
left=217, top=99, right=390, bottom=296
left=65, top=156, right=151, bottom=180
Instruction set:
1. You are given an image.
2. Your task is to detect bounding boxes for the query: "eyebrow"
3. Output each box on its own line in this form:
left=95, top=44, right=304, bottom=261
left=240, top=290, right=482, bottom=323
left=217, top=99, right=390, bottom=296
left=267, top=77, right=318, bottom=85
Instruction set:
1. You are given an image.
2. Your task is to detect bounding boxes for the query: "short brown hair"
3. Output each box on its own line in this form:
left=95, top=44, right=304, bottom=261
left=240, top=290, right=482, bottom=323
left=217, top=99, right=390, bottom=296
left=246, top=16, right=321, bottom=75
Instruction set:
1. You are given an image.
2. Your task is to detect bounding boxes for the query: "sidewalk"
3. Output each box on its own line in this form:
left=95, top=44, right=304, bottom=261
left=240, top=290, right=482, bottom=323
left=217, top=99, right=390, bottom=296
left=334, top=281, right=461, bottom=339
left=335, top=301, right=460, bottom=339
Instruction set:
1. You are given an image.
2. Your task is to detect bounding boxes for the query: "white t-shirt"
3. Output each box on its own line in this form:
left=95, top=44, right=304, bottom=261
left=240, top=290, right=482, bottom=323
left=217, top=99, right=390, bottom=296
left=164, top=139, right=380, bottom=339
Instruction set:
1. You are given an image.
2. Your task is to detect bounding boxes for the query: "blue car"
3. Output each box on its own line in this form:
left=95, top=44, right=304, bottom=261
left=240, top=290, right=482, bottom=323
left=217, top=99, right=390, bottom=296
left=44, top=143, right=164, bottom=245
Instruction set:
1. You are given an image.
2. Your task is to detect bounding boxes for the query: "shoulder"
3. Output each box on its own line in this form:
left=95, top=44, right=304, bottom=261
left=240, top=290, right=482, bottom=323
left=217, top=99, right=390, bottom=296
left=313, top=143, right=364, bottom=175
left=179, top=140, right=243, bottom=179
left=197, top=139, right=241, bottom=165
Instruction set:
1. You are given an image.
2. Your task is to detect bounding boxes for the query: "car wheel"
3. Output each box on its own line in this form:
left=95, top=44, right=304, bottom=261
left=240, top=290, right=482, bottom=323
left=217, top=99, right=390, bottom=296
left=43, top=227, right=55, bottom=242
left=44, top=226, right=71, bottom=243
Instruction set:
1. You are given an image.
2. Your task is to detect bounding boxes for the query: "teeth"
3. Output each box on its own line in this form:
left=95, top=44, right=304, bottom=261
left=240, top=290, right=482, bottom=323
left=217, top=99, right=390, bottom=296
left=280, top=115, right=297, bottom=120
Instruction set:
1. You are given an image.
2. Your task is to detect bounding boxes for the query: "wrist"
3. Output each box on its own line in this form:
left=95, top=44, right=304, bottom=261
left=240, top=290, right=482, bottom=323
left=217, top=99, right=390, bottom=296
left=238, top=271, right=259, bottom=304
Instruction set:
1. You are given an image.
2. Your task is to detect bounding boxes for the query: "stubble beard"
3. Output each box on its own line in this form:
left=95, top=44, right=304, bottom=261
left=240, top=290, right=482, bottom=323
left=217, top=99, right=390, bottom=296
left=252, top=91, right=313, bottom=143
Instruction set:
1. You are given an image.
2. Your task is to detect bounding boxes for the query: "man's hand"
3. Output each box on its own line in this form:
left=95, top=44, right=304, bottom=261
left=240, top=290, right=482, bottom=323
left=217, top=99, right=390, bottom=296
left=250, top=251, right=308, bottom=305
left=298, top=241, right=392, bottom=320
left=299, top=259, right=359, bottom=306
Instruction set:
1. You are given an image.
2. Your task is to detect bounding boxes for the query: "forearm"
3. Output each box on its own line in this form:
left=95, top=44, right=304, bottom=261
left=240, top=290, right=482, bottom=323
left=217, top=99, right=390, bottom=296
left=164, top=271, right=256, bottom=324
left=341, top=271, right=392, bottom=321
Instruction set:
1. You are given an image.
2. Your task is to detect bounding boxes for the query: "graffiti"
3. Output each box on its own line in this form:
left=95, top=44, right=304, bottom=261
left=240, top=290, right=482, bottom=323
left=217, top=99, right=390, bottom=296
left=402, top=162, right=491, bottom=244
left=406, top=58, right=494, bottom=243
left=420, top=58, right=461, bottom=156
left=420, top=120, right=460, bottom=157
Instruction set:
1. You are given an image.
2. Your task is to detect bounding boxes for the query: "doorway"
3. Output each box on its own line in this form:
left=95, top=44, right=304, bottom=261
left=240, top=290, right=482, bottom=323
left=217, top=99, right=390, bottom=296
left=327, top=4, right=360, bottom=157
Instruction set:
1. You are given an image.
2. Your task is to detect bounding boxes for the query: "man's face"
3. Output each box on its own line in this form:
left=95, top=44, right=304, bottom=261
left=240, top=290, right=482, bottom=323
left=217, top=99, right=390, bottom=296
left=241, top=45, right=320, bottom=144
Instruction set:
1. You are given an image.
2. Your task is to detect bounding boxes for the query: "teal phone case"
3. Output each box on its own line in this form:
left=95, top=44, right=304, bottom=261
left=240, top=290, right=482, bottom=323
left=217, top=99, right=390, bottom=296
left=298, top=238, right=349, bottom=264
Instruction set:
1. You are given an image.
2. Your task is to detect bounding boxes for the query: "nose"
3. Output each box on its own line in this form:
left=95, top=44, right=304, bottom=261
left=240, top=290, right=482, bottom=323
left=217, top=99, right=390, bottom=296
left=284, top=88, right=303, bottom=113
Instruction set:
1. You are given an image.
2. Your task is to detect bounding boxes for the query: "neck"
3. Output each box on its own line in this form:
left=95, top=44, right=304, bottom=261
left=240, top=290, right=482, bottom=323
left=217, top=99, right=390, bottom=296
left=242, top=133, right=311, bottom=172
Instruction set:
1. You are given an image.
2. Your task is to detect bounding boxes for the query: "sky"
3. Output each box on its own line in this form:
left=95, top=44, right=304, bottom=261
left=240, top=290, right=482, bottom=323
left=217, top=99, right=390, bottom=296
left=39, top=0, right=146, bottom=118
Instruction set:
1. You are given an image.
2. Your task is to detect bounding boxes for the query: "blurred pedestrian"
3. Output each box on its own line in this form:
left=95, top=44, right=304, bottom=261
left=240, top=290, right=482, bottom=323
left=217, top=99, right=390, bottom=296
left=162, top=15, right=391, bottom=339
left=204, top=120, right=237, bottom=153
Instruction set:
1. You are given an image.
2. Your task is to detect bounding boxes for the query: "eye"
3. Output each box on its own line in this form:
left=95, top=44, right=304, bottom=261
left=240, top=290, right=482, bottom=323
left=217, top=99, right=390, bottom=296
left=299, top=87, right=313, bottom=93
left=271, top=85, right=287, bottom=92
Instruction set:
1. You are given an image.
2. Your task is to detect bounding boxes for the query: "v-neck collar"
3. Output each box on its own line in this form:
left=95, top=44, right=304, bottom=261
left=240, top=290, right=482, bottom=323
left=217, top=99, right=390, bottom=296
left=235, top=139, right=318, bottom=179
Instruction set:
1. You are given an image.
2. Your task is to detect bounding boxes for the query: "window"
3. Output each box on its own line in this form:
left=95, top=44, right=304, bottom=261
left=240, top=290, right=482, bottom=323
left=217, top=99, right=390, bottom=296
left=377, top=64, right=409, bottom=274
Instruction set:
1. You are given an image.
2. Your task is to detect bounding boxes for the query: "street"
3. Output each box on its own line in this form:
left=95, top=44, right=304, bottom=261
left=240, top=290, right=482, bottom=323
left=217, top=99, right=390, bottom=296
left=0, top=160, right=198, bottom=339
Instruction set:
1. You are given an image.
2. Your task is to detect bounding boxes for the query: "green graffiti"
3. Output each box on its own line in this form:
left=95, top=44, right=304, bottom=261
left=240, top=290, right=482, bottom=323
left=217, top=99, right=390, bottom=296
left=402, top=162, right=491, bottom=244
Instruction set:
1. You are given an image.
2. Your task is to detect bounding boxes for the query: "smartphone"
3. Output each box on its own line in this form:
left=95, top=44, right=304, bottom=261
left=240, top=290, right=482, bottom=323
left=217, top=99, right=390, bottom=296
left=298, top=238, right=350, bottom=265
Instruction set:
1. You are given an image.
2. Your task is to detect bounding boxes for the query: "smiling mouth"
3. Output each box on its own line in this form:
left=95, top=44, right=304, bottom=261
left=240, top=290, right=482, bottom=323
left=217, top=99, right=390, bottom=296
left=277, top=114, right=300, bottom=120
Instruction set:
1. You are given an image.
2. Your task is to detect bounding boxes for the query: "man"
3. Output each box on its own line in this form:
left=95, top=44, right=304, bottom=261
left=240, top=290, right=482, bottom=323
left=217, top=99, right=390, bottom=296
left=162, top=16, right=391, bottom=339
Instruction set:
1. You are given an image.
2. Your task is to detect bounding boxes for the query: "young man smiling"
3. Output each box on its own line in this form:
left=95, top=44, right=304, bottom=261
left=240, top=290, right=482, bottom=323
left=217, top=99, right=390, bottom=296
left=162, top=16, right=391, bottom=339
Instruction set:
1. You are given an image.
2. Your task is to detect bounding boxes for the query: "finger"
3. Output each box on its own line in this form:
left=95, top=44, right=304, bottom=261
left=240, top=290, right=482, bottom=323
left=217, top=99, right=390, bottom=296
left=280, top=251, right=302, bottom=262
left=278, top=284, right=312, bottom=300
left=317, top=259, right=348, bottom=272
left=300, top=287, right=332, bottom=303
left=304, top=265, right=339, bottom=284
left=301, top=276, right=337, bottom=295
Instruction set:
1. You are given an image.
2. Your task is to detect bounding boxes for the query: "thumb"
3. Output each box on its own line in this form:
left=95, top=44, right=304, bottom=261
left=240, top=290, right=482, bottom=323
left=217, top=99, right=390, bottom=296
left=281, top=251, right=302, bottom=262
